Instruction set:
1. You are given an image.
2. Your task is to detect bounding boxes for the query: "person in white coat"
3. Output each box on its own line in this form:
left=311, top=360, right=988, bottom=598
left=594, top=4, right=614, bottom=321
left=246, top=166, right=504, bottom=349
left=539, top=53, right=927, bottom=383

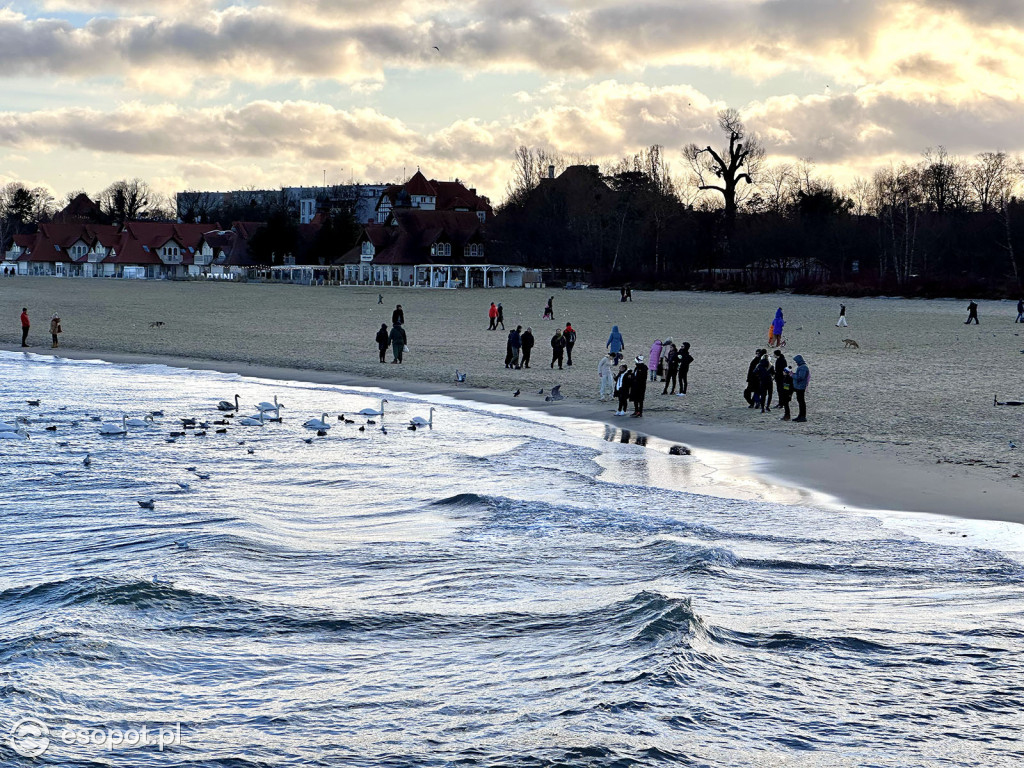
left=598, top=353, right=615, bottom=401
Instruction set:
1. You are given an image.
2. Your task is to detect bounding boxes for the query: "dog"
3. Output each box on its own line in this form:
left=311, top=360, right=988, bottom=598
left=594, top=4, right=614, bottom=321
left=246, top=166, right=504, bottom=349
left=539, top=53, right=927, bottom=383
left=149, top=321, right=165, bottom=328
left=843, top=338, right=859, bottom=348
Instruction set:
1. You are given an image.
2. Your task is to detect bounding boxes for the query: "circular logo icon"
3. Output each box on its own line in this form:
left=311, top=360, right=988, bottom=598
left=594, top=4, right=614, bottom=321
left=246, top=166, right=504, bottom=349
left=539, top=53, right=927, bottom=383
left=10, top=717, right=50, bottom=758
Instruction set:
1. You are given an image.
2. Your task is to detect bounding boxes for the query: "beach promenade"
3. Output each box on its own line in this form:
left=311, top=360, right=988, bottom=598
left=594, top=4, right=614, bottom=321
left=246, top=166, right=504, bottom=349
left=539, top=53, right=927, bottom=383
left=2, top=277, right=1022, bottom=519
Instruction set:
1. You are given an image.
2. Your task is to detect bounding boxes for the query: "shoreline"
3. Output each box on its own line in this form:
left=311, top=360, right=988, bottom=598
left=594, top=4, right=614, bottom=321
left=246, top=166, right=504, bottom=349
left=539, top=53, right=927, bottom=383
left=5, top=343, right=1023, bottom=526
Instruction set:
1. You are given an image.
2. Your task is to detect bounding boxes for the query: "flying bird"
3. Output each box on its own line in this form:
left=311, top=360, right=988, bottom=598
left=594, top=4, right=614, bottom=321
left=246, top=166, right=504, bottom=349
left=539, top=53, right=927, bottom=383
left=513, top=389, right=520, bottom=397
left=545, top=385, right=564, bottom=402
left=433, top=46, right=440, bottom=52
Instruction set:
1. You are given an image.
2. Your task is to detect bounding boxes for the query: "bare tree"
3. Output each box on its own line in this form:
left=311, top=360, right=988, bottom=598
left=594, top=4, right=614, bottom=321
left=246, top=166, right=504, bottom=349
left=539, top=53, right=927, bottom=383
left=98, top=178, right=152, bottom=222
left=969, top=151, right=1014, bottom=212
left=758, top=162, right=797, bottom=214
left=684, top=108, right=764, bottom=227
left=176, top=189, right=222, bottom=223
left=920, top=146, right=970, bottom=215
left=872, top=163, right=922, bottom=284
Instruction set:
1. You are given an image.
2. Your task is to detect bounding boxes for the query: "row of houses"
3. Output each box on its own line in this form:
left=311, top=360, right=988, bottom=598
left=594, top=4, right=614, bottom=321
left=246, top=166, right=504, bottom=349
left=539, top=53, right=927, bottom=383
left=3, top=220, right=260, bottom=278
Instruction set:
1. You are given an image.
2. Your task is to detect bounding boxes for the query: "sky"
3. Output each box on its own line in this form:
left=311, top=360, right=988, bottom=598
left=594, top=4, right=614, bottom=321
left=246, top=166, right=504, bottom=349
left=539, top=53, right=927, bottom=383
left=1, top=0, right=1023, bottom=205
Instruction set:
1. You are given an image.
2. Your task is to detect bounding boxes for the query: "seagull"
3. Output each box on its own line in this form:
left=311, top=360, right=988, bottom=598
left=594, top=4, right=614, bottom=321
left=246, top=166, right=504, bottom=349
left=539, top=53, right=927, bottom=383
left=455, top=370, right=467, bottom=384
left=513, top=389, right=520, bottom=397
left=433, top=45, right=440, bottom=51
left=537, top=389, right=544, bottom=395
left=544, top=385, right=564, bottom=402
left=138, top=499, right=155, bottom=509
left=1011, top=442, right=1018, bottom=449
left=83, top=454, right=92, bottom=466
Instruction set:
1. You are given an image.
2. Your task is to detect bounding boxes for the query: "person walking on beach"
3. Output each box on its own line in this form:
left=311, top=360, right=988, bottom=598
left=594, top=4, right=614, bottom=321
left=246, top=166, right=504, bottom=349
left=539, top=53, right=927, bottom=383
left=607, top=325, right=624, bottom=364
left=543, top=296, right=554, bottom=320
left=614, top=364, right=632, bottom=416
left=744, top=349, right=763, bottom=406
left=777, top=367, right=794, bottom=421
left=496, top=303, right=505, bottom=331
left=770, top=308, right=785, bottom=347
left=1016, top=298, right=1024, bottom=323
left=487, top=302, right=498, bottom=330
left=677, top=342, right=693, bottom=396
left=648, top=339, right=663, bottom=383
left=836, top=303, right=848, bottom=327
left=389, top=322, right=407, bottom=364
left=377, top=294, right=383, bottom=305
left=375, top=323, right=389, bottom=363
left=630, top=356, right=648, bottom=417
left=392, top=304, right=404, bottom=327
left=20, top=307, right=30, bottom=347
left=563, top=322, right=577, bottom=366
left=550, top=329, right=566, bottom=369
left=49, top=313, right=62, bottom=348
left=661, top=341, right=679, bottom=394
left=505, top=326, right=522, bottom=368
left=598, top=352, right=615, bottom=401
left=964, top=300, right=979, bottom=325
left=520, top=327, right=534, bottom=368
left=792, top=354, right=810, bottom=422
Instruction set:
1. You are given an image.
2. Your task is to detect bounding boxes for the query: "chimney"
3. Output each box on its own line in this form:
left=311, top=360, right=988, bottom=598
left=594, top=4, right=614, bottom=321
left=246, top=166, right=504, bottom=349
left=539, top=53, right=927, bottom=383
left=469, top=188, right=476, bottom=195
left=548, top=165, right=555, bottom=179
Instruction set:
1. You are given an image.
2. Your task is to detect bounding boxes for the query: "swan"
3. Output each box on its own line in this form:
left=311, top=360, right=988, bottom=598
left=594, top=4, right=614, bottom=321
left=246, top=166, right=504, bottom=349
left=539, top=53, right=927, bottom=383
left=409, top=407, right=435, bottom=427
left=217, top=394, right=240, bottom=411
left=303, top=413, right=331, bottom=430
left=125, top=415, right=155, bottom=428
left=238, top=412, right=266, bottom=426
left=1, top=417, right=28, bottom=431
left=98, top=416, right=128, bottom=436
left=255, top=395, right=284, bottom=414
left=357, top=399, right=388, bottom=417
left=0, top=429, right=28, bottom=440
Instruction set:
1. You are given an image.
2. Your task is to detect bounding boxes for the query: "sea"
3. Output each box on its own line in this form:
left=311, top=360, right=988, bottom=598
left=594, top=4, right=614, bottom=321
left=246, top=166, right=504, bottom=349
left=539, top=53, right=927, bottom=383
left=1, top=351, right=1023, bottom=767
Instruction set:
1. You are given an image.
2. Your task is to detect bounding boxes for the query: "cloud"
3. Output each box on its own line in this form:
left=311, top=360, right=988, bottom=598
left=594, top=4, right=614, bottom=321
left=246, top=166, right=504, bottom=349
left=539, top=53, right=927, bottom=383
left=0, top=1, right=1020, bottom=100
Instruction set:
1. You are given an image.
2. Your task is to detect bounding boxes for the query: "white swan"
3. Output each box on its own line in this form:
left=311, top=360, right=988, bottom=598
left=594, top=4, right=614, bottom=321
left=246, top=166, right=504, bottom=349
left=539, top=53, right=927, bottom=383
left=98, top=416, right=128, bottom=436
left=217, top=394, right=240, bottom=411
left=255, top=395, right=284, bottom=414
left=409, top=407, right=435, bottom=427
left=1, top=417, right=28, bottom=432
left=357, top=399, right=388, bottom=417
left=238, top=412, right=266, bottom=426
left=125, top=415, right=155, bottom=428
left=303, top=413, right=331, bottom=430
left=0, top=428, right=28, bottom=440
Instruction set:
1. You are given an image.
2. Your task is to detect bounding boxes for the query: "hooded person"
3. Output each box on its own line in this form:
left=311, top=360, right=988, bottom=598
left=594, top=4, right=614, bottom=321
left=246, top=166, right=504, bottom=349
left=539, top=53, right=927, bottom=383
left=770, top=308, right=785, bottom=347
left=777, top=367, right=794, bottom=420
left=487, top=302, right=498, bottom=330
left=631, top=355, right=648, bottom=417
left=772, top=349, right=788, bottom=402
left=792, top=354, right=810, bottom=421
left=375, top=323, right=389, bottom=363
left=607, top=325, right=624, bottom=364
left=661, top=341, right=679, bottom=394
left=550, top=328, right=566, bottom=369
left=648, top=340, right=663, bottom=382
left=744, top=348, right=763, bottom=406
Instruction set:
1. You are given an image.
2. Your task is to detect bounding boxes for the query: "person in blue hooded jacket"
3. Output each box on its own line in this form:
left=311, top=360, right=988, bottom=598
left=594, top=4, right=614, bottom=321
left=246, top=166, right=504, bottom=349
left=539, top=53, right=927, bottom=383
left=792, top=354, right=810, bottom=422
left=770, top=308, right=785, bottom=347
left=607, top=325, right=624, bottom=364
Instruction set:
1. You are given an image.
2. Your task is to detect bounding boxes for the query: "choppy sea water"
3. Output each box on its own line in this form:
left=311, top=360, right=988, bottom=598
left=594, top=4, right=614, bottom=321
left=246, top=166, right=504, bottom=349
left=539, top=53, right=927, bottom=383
left=1, top=351, right=1023, bottom=768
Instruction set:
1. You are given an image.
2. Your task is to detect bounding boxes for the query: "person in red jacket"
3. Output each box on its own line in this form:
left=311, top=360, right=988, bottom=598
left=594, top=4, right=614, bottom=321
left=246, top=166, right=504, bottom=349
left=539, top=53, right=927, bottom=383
left=20, top=307, right=30, bottom=347
left=487, top=302, right=498, bottom=330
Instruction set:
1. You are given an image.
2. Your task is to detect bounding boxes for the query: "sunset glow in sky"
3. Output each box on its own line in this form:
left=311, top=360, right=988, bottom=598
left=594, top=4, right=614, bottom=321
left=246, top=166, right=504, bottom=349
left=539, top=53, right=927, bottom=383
left=2, top=0, right=1022, bottom=202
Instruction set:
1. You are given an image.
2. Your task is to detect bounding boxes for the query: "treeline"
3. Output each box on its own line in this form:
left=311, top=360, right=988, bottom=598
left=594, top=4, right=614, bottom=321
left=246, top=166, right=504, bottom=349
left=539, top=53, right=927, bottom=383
left=492, top=112, right=1024, bottom=296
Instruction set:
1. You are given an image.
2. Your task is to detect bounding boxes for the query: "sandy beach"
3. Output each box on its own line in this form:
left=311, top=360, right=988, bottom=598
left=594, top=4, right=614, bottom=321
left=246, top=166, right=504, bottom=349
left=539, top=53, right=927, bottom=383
left=2, top=277, right=1022, bottom=520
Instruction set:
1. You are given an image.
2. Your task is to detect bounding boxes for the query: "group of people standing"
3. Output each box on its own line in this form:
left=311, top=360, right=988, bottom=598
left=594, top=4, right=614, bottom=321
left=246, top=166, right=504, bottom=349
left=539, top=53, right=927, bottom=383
left=503, top=326, right=535, bottom=369
left=744, top=348, right=809, bottom=421
left=16, top=307, right=61, bottom=348
left=375, top=304, right=407, bottom=364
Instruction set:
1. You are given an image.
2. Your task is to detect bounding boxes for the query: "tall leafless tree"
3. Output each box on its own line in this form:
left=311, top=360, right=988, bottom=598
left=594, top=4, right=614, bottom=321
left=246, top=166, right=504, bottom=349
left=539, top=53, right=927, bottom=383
left=685, top=108, right=765, bottom=228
